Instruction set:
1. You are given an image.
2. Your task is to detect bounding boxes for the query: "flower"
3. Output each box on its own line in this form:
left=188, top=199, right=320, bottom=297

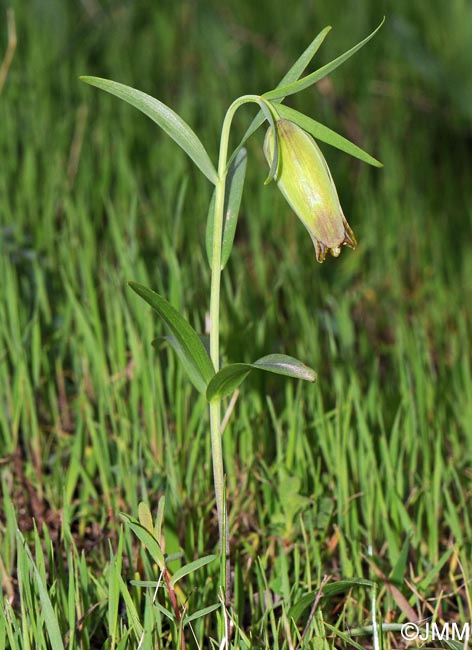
left=264, top=119, right=356, bottom=263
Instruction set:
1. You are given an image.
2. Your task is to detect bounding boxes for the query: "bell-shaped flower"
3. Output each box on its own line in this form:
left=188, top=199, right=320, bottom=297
left=264, top=119, right=356, bottom=262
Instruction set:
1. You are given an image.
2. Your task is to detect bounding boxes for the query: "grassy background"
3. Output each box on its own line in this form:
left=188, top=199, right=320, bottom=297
left=1, top=0, right=472, bottom=647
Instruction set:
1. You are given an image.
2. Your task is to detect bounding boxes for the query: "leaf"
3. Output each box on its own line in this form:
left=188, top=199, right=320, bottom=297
left=277, top=104, right=382, bottom=167
left=138, top=502, right=154, bottom=534
left=279, top=475, right=312, bottom=524
left=108, top=545, right=120, bottom=643
left=153, top=601, right=174, bottom=621
left=234, top=26, right=332, bottom=156
left=289, top=579, right=373, bottom=622
left=121, top=514, right=166, bottom=572
left=206, top=354, right=316, bottom=401
left=169, top=554, right=217, bottom=588
left=118, top=575, right=143, bottom=637
left=182, top=603, right=220, bottom=625
left=322, top=578, right=373, bottom=597
left=155, top=495, right=166, bottom=544
left=254, top=354, right=317, bottom=380
left=80, top=76, right=218, bottom=185
left=18, top=533, right=65, bottom=650
left=129, top=282, right=214, bottom=394
left=206, top=148, right=247, bottom=270
left=263, top=18, right=385, bottom=101
left=206, top=364, right=252, bottom=402
left=389, top=536, right=410, bottom=585
left=417, top=546, right=455, bottom=591
left=324, top=623, right=366, bottom=650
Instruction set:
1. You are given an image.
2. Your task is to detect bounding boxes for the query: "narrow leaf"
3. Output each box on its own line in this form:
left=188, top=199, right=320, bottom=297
left=389, top=536, right=410, bottom=585
left=289, top=579, right=373, bottom=622
left=182, top=603, right=220, bottom=625
left=155, top=495, right=166, bottom=544
left=138, top=502, right=154, bottom=534
left=206, top=354, right=316, bottom=401
left=108, top=547, right=120, bottom=644
left=322, top=578, right=373, bottom=596
left=129, top=282, right=214, bottom=394
left=121, top=514, right=166, bottom=572
left=118, top=575, right=143, bottom=637
left=80, top=76, right=218, bottom=185
left=235, top=26, right=332, bottom=155
left=276, top=26, right=333, bottom=92
left=153, top=601, right=174, bottom=621
left=277, top=104, right=382, bottom=167
left=19, top=533, right=65, bottom=650
left=169, top=554, right=217, bottom=588
left=417, top=546, right=454, bottom=591
left=263, top=18, right=385, bottom=101
left=206, top=148, right=247, bottom=269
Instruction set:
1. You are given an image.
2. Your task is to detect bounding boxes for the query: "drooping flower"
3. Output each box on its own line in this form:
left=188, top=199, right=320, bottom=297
left=264, top=119, right=356, bottom=263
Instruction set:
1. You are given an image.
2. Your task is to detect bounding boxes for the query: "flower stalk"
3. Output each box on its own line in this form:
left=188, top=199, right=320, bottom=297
left=209, top=95, right=279, bottom=607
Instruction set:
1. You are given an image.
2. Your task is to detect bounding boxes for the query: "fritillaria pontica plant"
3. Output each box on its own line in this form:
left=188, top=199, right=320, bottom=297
left=81, top=19, right=383, bottom=621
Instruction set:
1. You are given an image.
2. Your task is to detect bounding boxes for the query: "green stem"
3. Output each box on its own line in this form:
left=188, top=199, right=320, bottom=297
left=209, top=94, right=277, bottom=606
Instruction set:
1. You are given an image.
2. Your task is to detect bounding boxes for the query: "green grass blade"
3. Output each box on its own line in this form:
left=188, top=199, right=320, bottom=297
left=206, top=147, right=247, bottom=269
left=108, top=552, right=119, bottom=649
left=206, top=354, right=316, bottom=401
left=389, top=536, right=410, bottom=585
left=277, top=104, right=383, bottom=167
left=80, top=76, right=218, bottom=184
left=288, top=579, right=373, bottom=622
left=417, top=546, right=455, bottom=591
left=18, top=533, right=65, bottom=650
left=324, top=623, right=366, bottom=650
left=118, top=575, right=144, bottom=640
left=263, top=18, right=385, bottom=101
left=129, top=282, right=214, bottom=394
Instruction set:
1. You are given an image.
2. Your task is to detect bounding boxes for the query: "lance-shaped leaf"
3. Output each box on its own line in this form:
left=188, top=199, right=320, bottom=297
left=169, top=554, right=217, bottom=588
left=232, top=26, right=332, bottom=159
left=206, top=354, right=316, bottom=402
left=120, top=514, right=166, bottom=572
left=182, top=604, right=221, bottom=626
left=206, top=147, right=247, bottom=269
left=80, top=76, right=218, bottom=185
left=263, top=18, right=385, bottom=101
left=276, top=104, right=382, bottom=167
left=129, top=282, right=214, bottom=394
left=289, top=579, right=374, bottom=623
left=18, top=533, right=66, bottom=650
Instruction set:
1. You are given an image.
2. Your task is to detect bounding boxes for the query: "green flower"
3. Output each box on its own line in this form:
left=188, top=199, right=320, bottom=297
left=264, top=119, right=356, bottom=263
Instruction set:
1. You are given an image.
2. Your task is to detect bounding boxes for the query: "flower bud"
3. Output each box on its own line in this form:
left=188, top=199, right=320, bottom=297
left=264, top=119, right=356, bottom=263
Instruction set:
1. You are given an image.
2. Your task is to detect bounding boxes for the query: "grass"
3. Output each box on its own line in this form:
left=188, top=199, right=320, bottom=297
left=1, top=0, right=472, bottom=647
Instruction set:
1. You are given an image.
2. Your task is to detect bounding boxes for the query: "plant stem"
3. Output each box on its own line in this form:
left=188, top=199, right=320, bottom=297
left=209, top=95, right=278, bottom=606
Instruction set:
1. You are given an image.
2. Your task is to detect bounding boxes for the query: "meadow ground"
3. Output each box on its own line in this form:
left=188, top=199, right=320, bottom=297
left=1, top=1, right=472, bottom=648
